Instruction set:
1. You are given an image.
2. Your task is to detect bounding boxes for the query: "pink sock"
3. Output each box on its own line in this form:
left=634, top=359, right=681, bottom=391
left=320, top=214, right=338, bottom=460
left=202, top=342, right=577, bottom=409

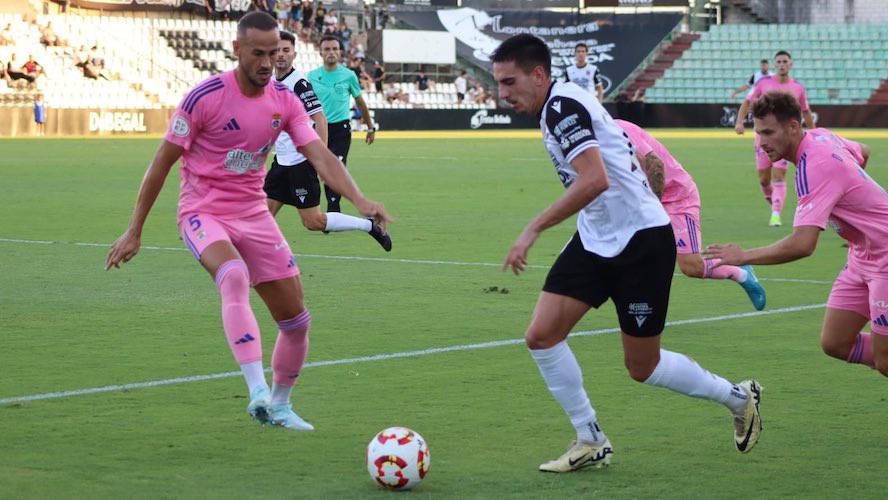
left=272, top=310, right=311, bottom=387
left=703, top=259, right=744, bottom=282
left=771, top=181, right=787, bottom=214
left=760, top=183, right=772, bottom=204
left=846, top=332, right=875, bottom=368
left=215, top=260, right=262, bottom=364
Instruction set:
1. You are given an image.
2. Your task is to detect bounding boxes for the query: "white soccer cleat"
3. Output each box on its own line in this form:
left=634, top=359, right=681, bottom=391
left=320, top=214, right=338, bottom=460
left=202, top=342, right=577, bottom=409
left=539, top=439, right=613, bottom=473
left=268, top=403, right=315, bottom=431
left=733, top=380, right=763, bottom=453
left=247, top=386, right=271, bottom=425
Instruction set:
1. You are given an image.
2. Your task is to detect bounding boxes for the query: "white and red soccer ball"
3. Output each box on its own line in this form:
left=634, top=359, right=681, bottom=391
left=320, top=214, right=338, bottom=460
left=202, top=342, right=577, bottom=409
left=366, top=427, right=430, bottom=490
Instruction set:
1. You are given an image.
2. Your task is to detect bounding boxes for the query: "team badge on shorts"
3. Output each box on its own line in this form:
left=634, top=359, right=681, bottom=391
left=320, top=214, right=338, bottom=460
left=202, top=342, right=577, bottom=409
left=271, top=113, right=282, bottom=130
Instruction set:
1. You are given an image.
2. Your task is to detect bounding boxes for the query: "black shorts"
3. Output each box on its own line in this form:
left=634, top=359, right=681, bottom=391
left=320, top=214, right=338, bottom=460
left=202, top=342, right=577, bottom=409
left=327, top=120, right=352, bottom=165
left=263, top=157, right=321, bottom=209
left=543, top=225, right=676, bottom=337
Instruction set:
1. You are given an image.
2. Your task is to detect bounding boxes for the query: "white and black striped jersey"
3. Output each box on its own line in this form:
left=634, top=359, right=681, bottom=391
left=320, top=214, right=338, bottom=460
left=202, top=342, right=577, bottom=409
left=564, top=63, right=602, bottom=97
left=539, top=81, right=670, bottom=257
left=274, top=68, right=324, bottom=166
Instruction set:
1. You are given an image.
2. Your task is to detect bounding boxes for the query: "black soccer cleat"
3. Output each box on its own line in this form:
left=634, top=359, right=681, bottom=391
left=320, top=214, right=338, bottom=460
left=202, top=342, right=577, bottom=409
left=368, top=219, right=392, bottom=252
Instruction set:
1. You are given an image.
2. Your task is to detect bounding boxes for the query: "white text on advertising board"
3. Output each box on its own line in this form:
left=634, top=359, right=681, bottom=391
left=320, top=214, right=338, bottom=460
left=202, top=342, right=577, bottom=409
left=88, top=112, right=147, bottom=132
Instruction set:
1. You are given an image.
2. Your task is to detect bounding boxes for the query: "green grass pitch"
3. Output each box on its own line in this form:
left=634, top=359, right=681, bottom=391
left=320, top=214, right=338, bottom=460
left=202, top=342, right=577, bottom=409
left=1, top=133, right=886, bottom=498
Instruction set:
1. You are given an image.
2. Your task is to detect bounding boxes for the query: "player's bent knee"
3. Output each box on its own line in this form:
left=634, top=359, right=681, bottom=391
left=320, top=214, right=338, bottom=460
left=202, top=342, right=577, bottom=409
left=525, top=330, right=559, bottom=350
left=215, top=260, right=251, bottom=299
left=624, top=356, right=658, bottom=382
left=820, top=335, right=853, bottom=360
left=677, top=258, right=704, bottom=278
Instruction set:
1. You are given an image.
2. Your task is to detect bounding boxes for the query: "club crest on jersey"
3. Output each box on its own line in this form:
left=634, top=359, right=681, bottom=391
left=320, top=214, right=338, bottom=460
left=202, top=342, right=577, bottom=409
left=271, top=113, right=282, bottom=130
left=172, top=116, right=190, bottom=137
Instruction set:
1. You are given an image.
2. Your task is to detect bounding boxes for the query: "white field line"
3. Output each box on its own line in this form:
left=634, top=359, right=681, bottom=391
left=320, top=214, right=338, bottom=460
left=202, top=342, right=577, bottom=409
left=0, top=237, right=832, bottom=284
left=0, top=303, right=826, bottom=406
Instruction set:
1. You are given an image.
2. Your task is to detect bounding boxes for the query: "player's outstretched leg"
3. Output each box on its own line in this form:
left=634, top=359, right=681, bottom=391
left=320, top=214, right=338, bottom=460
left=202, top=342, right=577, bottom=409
left=214, top=259, right=270, bottom=423
left=623, top=335, right=763, bottom=453
left=256, top=277, right=315, bottom=431
left=821, top=307, right=878, bottom=370
left=671, top=211, right=766, bottom=310
left=298, top=208, right=392, bottom=252
left=769, top=166, right=788, bottom=227
left=526, top=293, right=613, bottom=472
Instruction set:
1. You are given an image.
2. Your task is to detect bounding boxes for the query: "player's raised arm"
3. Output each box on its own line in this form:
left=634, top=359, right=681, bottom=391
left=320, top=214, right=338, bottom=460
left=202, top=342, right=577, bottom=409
left=502, top=148, right=609, bottom=275
left=105, top=139, right=183, bottom=270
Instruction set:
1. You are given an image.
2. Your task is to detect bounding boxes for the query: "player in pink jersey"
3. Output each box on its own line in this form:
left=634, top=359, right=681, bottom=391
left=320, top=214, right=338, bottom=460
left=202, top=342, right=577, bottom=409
left=104, top=12, right=393, bottom=429
left=615, top=119, right=766, bottom=310
left=707, top=91, right=888, bottom=377
left=736, top=51, right=815, bottom=227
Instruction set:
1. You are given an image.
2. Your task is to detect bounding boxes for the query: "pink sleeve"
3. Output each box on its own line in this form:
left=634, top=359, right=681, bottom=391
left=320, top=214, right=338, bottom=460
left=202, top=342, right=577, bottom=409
left=840, top=138, right=865, bottom=166
left=633, top=134, right=654, bottom=157
left=793, top=158, right=844, bottom=230
left=164, top=95, right=204, bottom=150
left=283, top=92, right=320, bottom=147
left=797, top=86, right=810, bottom=111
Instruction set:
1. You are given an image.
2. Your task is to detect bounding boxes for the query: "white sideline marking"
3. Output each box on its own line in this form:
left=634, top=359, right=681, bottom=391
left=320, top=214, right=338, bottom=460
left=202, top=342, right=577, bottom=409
left=0, top=237, right=833, bottom=283
left=0, top=303, right=826, bottom=406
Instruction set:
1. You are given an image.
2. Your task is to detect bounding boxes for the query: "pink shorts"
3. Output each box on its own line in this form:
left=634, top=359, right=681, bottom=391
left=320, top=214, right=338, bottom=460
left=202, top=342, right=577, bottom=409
left=755, top=133, right=789, bottom=171
left=827, top=264, right=888, bottom=335
left=178, top=211, right=299, bottom=286
left=666, top=208, right=702, bottom=255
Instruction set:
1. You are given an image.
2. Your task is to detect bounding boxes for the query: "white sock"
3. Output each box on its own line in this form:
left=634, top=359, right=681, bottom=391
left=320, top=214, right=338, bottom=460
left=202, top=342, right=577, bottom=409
left=736, top=267, right=749, bottom=283
left=529, top=341, right=600, bottom=442
left=240, top=360, right=267, bottom=393
left=270, top=382, right=294, bottom=405
left=324, top=212, right=372, bottom=232
left=643, top=350, right=748, bottom=413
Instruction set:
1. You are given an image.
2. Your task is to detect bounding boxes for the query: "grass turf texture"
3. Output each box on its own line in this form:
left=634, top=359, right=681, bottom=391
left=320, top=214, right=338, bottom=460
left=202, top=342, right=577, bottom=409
left=1, top=133, right=886, bottom=498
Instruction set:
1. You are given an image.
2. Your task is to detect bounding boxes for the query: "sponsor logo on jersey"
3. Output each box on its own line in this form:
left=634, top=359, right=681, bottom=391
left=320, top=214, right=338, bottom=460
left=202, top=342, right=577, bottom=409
left=224, top=141, right=272, bottom=174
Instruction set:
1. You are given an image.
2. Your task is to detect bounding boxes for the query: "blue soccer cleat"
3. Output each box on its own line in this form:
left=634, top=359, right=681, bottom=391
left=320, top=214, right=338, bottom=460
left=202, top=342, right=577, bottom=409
left=247, top=386, right=271, bottom=425
left=268, top=403, right=315, bottom=431
left=739, top=265, right=766, bottom=311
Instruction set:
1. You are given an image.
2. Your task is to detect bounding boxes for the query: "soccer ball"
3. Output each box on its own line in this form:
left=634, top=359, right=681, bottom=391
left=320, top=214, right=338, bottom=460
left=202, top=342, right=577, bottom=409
left=366, top=427, right=430, bottom=490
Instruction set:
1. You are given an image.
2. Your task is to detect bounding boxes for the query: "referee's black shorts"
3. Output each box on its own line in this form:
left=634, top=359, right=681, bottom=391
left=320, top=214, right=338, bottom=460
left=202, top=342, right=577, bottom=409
left=543, top=225, right=676, bottom=337
left=263, top=157, right=321, bottom=209
left=327, top=120, right=352, bottom=165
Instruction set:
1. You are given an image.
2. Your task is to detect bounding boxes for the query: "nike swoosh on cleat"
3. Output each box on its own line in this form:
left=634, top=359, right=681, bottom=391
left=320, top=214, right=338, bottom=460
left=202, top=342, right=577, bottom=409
left=736, top=414, right=756, bottom=452
left=568, top=453, right=592, bottom=467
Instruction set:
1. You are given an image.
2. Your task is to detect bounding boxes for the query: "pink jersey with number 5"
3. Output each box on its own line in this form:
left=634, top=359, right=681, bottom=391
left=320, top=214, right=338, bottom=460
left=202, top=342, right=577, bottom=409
left=164, top=70, right=320, bottom=222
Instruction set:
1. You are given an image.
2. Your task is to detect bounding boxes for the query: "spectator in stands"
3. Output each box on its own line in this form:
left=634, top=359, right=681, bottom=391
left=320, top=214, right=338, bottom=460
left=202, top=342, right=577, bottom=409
left=83, top=46, right=110, bottom=80
left=0, top=23, right=12, bottom=46
left=371, top=60, right=384, bottom=92
left=455, top=70, right=467, bottom=104
left=40, top=21, right=63, bottom=47
left=415, top=69, right=434, bottom=92
left=339, top=23, right=352, bottom=52
left=384, top=81, right=408, bottom=104
left=315, top=2, right=327, bottom=28
left=34, top=93, right=45, bottom=136
left=73, top=44, right=89, bottom=68
left=301, top=0, right=313, bottom=29
left=23, top=54, right=45, bottom=81
left=324, top=9, right=338, bottom=29
left=7, top=54, right=36, bottom=85
left=277, top=0, right=290, bottom=24
left=289, top=0, right=301, bottom=24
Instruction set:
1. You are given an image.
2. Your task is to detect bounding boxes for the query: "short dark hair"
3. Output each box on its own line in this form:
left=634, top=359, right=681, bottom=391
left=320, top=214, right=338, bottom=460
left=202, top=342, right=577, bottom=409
left=237, top=11, right=278, bottom=38
left=575, top=43, right=588, bottom=51
left=751, top=91, right=802, bottom=124
left=279, top=30, right=296, bottom=46
left=491, top=34, right=551, bottom=76
left=319, top=35, right=343, bottom=50
left=775, top=50, right=792, bottom=59
left=760, top=59, right=768, bottom=64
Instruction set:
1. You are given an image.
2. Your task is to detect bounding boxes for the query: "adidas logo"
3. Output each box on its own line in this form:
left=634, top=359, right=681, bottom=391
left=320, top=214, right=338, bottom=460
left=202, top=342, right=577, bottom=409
left=677, top=239, right=687, bottom=248
left=222, top=118, right=241, bottom=131
left=875, top=314, right=888, bottom=327
left=234, top=333, right=256, bottom=345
